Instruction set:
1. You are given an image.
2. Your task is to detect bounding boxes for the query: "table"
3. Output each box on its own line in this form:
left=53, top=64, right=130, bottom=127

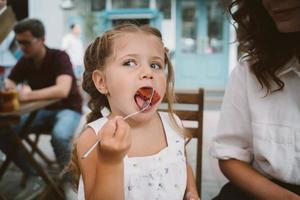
left=0, top=99, right=64, bottom=199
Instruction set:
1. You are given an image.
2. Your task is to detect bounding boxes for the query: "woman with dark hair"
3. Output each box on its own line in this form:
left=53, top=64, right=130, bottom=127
left=211, top=0, right=300, bottom=199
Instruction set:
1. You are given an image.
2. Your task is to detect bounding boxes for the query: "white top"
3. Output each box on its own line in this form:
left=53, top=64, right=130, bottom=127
left=0, top=31, right=17, bottom=67
left=211, top=57, right=300, bottom=184
left=78, top=112, right=187, bottom=200
left=61, top=33, right=83, bottom=67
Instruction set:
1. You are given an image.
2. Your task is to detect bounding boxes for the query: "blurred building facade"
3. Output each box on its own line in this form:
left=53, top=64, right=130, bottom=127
left=27, top=0, right=237, bottom=89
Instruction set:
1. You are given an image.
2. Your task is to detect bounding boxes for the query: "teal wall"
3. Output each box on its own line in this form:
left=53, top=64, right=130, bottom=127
left=174, top=0, right=229, bottom=89
left=92, top=0, right=230, bottom=89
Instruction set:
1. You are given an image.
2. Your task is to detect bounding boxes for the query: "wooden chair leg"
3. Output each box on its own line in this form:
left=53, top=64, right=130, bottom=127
left=20, top=173, right=28, bottom=188
left=0, top=193, right=7, bottom=200
left=36, top=185, right=52, bottom=200
left=0, top=159, right=11, bottom=181
left=28, top=133, right=40, bottom=156
left=36, top=184, right=65, bottom=200
left=25, top=137, right=55, bottom=167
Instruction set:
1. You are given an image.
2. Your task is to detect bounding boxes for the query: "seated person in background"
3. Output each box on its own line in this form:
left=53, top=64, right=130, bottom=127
left=61, top=23, right=84, bottom=84
left=211, top=0, right=300, bottom=200
left=1, top=18, right=82, bottom=199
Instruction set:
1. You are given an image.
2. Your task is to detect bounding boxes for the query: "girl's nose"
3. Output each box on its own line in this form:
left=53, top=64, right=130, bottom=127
left=139, top=65, right=153, bottom=80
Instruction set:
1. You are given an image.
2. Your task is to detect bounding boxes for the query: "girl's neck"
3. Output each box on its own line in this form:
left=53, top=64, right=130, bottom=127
left=127, top=112, right=166, bottom=157
left=127, top=112, right=160, bottom=128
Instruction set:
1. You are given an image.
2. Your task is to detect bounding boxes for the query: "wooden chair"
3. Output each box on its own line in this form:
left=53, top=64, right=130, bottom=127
left=27, top=122, right=85, bottom=169
left=0, top=193, right=6, bottom=200
left=26, top=132, right=56, bottom=168
left=158, top=88, right=204, bottom=196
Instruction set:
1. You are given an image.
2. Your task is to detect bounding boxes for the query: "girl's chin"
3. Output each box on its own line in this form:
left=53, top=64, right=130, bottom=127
left=109, top=104, right=158, bottom=120
left=127, top=109, right=158, bottom=121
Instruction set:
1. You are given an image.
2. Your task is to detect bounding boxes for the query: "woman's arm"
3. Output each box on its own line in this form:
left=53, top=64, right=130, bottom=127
left=219, top=159, right=300, bottom=200
left=184, top=163, right=200, bottom=200
left=77, top=117, right=131, bottom=200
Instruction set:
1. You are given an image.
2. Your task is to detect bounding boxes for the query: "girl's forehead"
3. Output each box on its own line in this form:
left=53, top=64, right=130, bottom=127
left=111, top=32, right=164, bottom=57
left=114, top=32, right=163, bottom=48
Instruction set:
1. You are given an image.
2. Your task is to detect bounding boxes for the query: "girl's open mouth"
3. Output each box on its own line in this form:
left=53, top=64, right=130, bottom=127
left=134, top=87, right=160, bottom=110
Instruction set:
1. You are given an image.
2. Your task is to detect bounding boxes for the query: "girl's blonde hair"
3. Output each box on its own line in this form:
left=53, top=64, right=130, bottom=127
left=67, top=23, right=188, bottom=188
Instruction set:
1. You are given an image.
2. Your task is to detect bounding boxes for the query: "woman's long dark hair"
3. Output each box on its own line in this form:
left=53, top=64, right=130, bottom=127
left=229, top=0, right=300, bottom=93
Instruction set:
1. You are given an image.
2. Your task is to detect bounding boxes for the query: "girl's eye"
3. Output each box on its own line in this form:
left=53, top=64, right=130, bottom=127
left=150, top=63, right=162, bottom=70
left=123, top=59, right=136, bottom=67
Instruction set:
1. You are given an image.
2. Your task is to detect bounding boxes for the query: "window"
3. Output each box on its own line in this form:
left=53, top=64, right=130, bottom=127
left=206, top=0, right=224, bottom=53
left=112, top=0, right=149, bottom=9
left=181, top=0, right=197, bottom=53
left=91, top=0, right=105, bottom=11
left=156, top=0, right=171, bottom=19
left=112, top=19, right=150, bottom=26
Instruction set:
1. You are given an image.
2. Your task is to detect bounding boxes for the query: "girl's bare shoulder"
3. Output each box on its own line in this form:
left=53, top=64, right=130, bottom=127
left=75, top=127, right=98, bottom=158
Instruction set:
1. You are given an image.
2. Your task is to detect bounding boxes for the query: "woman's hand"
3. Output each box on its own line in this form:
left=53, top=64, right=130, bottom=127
left=98, top=116, right=131, bottom=164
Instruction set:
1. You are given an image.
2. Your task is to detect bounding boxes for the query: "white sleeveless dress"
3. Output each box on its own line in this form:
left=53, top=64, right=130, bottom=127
left=77, top=112, right=187, bottom=200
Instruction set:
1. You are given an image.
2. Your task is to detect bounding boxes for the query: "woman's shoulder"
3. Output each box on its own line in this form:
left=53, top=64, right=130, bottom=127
left=231, top=59, right=251, bottom=77
left=227, top=59, right=258, bottom=89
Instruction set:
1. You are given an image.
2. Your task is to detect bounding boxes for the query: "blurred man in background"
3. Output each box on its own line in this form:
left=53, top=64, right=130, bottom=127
left=2, top=18, right=82, bottom=199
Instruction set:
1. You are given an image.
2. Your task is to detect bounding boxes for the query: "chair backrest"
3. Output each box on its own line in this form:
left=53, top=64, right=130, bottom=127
left=158, top=88, right=204, bottom=195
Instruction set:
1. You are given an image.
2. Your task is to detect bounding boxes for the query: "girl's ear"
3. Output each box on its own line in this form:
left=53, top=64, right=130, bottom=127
left=92, top=70, right=108, bottom=94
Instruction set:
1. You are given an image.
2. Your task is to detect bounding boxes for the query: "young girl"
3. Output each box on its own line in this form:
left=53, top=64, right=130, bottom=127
left=211, top=0, right=300, bottom=199
left=70, top=24, right=199, bottom=200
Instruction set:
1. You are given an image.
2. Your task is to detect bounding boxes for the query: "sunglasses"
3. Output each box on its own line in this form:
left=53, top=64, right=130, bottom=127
left=16, top=38, right=38, bottom=46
